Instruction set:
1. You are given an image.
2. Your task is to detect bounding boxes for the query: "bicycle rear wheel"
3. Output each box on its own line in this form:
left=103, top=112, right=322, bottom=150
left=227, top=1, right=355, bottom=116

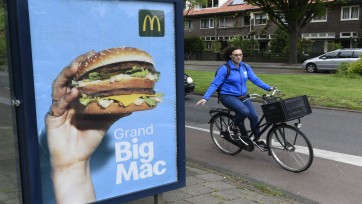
left=210, top=113, right=242, bottom=155
left=267, top=124, right=313, bottom=172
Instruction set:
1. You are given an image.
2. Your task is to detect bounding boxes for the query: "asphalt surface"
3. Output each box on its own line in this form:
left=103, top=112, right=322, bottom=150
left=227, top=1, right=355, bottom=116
left=184, top=93, right=362, bottom=204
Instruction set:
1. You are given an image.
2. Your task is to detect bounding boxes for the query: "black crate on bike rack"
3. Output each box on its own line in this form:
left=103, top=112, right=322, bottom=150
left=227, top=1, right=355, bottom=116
left=261, top=95, right=312, bottom=123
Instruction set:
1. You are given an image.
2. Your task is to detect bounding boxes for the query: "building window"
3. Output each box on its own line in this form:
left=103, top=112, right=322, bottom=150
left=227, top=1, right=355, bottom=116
left=340, top=32, right=358, bottom=38
left=230, top=0, right=245, bottom=5
left=218, top=36, right=233, bottom=41
left=312, top=10, right=327, bottom=22
left=302, top=32, right=335, bottom=39
left=254, top=13, right=267, bottom=25
left=219, top=17, right=234, bottom=28
left=274, top=12, right=286, bottom=24
left=184, top=20, right=193, bottom=30
left=341, top=6, right=359, bottom=20
left=279, top=14, right=286, bottom=24
left=201, top=36, right=215, bottom=41
left=200, top=18, right=214, bottom=29
left=201, top=0, right=219, bottom=8
left=254, top=34, right=267, bottom=39
left=243, top=15, right=250, bottom=27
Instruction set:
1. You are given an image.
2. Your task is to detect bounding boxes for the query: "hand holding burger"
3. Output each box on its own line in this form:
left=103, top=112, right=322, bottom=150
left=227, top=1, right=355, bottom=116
left=45, top=47, right=161, bottom=204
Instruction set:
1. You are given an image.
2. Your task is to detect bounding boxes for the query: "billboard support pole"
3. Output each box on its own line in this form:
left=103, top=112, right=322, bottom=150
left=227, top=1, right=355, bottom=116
left=154, top=193, right=164, bottom=203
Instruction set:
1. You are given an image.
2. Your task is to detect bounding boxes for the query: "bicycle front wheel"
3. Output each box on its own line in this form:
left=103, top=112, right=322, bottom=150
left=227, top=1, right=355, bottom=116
left=210, top=113, right=242, bottom=155
left=267, top=124, right=313, bottom=172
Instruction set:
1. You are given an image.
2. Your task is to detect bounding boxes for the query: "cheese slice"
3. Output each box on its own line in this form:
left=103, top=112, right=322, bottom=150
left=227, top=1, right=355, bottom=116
left=103, top=94, right=156, bottom=106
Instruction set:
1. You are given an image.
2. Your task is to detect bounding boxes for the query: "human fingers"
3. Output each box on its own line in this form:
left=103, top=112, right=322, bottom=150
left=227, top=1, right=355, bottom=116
left=196, top=99, right=206, bottom=105
left=47, top=87, right=79, bottom=118
left=270, top=86, right=277, bottom=91
left=52, top=50, right=95, bottom=100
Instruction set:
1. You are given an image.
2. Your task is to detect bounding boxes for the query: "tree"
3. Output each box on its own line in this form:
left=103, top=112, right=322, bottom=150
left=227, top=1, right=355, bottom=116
left=269, top=27, right=289, bottom=55
left=245, top=0, right=327, bottom=64
left=184, top=0, right=205, bottom=16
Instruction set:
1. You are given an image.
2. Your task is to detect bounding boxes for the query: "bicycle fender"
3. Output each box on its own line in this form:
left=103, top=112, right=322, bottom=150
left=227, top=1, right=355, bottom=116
left=208, top=112, right=232, bottom=124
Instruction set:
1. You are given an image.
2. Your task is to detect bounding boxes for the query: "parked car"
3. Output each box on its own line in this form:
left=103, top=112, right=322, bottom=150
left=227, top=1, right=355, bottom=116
left=184, top=74, right=195, bottom=95
left=302, top=48, right=362, bottom=73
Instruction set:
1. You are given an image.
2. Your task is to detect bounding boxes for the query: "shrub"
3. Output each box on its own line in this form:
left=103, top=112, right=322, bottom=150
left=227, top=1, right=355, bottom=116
left=269, top=28, right=289, bottom=55
left=336, top=57, right=362, bottom=78
left=229, top=36, right=259, bottom=54
left=348, top=56, right=362, bottom=75
left=184, top=36, right=204, bottom=53
left=327, top=42, right=342, bottom=52
left=336, top=62, right=349, bottom=75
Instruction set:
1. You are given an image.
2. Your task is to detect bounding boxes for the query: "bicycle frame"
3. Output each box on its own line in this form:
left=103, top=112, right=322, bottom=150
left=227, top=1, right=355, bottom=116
left=208, top=90, right=314, bottom=172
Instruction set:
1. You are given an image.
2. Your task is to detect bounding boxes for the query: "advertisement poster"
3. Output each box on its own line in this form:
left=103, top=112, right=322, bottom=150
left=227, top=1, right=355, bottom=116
left=28, top=0, right=178, bottom=203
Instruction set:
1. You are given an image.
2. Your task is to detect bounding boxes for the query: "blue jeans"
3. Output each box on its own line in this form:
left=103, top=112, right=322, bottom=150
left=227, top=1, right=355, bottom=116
left=220, top=94, right=260, bottom=138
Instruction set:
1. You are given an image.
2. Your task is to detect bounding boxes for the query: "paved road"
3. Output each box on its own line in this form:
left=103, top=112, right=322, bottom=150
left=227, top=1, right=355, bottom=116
left=185, top=94, right=362, bottom=204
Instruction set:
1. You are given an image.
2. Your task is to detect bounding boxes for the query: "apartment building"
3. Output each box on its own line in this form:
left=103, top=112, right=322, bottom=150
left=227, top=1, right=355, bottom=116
left=184, top=0, right=362, bottom=54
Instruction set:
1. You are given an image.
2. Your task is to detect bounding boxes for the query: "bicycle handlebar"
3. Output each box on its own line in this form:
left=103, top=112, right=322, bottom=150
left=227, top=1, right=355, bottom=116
left=246, top=88, right=281, bottom=103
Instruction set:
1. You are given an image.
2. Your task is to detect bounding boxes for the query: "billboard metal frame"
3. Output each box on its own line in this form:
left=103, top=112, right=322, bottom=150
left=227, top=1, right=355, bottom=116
left=5, top=0, right=185, bottom=203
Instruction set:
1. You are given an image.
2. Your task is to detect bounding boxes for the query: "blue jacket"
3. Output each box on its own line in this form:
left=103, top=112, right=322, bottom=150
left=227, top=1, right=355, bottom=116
left=203, top=60, right=271, bottom=100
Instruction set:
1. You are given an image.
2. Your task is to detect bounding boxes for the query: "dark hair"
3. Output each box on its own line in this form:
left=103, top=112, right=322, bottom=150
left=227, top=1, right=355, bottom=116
left=221, top=46, right=243, bottom=61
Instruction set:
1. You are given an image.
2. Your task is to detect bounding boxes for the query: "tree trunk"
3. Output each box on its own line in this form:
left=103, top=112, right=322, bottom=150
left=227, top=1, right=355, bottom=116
left=288, top=29, right=299, bottom=64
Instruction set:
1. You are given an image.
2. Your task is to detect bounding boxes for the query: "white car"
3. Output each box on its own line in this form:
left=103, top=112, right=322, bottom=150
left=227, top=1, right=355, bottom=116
left=302, top=49, right=362, bottom=73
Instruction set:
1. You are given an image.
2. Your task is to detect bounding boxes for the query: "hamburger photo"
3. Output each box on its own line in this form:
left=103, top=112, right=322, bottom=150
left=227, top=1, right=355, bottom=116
left=72, top=47, right=162, bottom=114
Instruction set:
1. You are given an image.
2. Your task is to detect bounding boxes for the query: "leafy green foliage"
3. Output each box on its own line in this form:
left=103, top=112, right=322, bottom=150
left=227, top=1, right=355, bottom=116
left=298, top=38, right=314, bottom=55
left=184, top=36, right=204, bottom=53
left=336, top=62, right=349, bottom=76
left=0, top=5, right=7, bottom=67
left=244, top=0, right=327, bottom=63
left=211, top=40, right=221, bottom=52
left=327, top=42, right=342, bottom=52
left=336, top=57, right=362, bottom=77
left=229, top=36, right=259, bottom=54
left=186, top=69, right=362, bottom=110
left=269, top=28, right=289, bottom=54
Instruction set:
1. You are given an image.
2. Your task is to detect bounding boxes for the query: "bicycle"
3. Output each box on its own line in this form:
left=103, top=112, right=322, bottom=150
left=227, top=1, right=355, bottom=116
left=184, top=51, right=195, bottom=60
left=208, top=89, right=314, bottom=172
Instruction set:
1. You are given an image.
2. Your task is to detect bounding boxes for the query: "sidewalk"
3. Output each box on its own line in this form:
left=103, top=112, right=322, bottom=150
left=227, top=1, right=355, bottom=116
left=126, top=161, right=305, bottom=204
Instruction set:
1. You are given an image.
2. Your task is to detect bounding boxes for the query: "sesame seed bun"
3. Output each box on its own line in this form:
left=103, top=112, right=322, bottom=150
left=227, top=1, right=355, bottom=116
left=73, top=47, right=161, bottom=115
left=76, top=47, right=155, bottom=80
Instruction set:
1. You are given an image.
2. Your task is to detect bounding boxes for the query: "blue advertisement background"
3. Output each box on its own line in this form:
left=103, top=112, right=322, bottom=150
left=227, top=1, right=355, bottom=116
left=28, top=0, right=177, bottom=202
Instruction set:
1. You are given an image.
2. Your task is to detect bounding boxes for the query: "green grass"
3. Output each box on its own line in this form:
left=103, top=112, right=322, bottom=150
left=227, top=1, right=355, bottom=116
left=186, top=70, right=362, bottom=111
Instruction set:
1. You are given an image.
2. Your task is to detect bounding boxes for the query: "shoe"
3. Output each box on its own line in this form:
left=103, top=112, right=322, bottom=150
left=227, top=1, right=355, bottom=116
left=227, top=125, right=239, bottom=139
left=254, top=140, right=268, bottom=150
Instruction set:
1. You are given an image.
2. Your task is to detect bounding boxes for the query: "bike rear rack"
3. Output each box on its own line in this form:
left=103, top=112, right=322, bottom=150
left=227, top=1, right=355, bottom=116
left=209, top=108, right=233, bottom=116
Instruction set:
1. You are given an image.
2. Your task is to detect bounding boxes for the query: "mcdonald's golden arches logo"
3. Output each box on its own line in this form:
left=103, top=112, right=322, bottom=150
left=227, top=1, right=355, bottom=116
left=139, top=10, right=164, bottom=37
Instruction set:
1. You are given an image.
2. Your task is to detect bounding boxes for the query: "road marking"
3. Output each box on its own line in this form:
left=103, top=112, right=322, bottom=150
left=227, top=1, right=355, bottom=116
left=186, top=125, right=362, bottom=167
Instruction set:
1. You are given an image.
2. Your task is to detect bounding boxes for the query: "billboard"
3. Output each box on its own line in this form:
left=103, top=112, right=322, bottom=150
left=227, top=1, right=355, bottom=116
left=6, top=0, right=184, bottom=203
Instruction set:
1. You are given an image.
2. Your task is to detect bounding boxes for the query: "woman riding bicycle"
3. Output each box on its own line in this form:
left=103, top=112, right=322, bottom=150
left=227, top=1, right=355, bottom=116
left=196, top=46, right=275, bottom=150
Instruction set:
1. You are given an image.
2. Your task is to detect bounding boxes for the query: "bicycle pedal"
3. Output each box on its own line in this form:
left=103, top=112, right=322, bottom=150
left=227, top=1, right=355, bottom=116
left=256, top=146, right=268, bottom=152
left=254, top=142, right=268, bottom=152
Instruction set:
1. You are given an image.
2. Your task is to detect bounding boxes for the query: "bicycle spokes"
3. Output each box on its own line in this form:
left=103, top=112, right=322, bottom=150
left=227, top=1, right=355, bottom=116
left=210, top=113, right=242, bottom=155
left=267, top=124, right=313, bottom=172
